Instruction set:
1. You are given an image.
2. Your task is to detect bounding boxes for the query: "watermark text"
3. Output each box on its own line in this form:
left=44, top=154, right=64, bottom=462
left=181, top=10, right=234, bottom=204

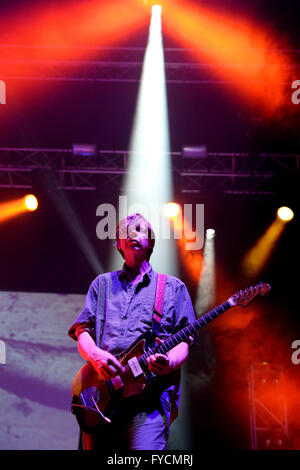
left=291, top=80, right=300, bottom=104
left=0, top=80, right=6, bottom=104
left=0, top=340, right=6, bottom=364
left=291, top=339, right=300, bottom=365
left=96, top=197, right=204, bottom=250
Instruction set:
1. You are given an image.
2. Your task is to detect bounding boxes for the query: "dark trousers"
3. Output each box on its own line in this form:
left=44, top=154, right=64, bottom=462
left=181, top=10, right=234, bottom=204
left=80, top=399, right=170, bottom=451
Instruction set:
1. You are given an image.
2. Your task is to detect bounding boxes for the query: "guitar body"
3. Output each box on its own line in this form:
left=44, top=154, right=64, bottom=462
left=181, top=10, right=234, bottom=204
left=71, top=330, right=156, bottom=434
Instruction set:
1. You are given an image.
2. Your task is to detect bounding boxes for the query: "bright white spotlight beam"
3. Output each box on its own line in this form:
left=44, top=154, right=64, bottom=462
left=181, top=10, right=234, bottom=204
left=110, top=3, right=177, bottom=276
left=195, top=230, right=216, bottom=316
left=151, top=4, right=162, bottom=17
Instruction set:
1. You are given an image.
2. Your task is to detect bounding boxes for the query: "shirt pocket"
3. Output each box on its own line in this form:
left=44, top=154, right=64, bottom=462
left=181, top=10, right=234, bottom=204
left=139, top=302, right=154, bottom=329
left=126, top=301, right=151, bottom=336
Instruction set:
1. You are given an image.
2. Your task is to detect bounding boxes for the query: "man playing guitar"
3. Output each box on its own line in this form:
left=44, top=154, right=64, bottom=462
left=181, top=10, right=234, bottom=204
left=68, top=213, right=197, bottom=450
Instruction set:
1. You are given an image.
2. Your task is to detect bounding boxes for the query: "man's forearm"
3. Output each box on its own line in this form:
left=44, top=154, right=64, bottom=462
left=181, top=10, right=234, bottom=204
left=77, top=330, right=98, bottom=362
left=78, top=330, right=189, bottom=377
left=77, top=331, right=124, bottom=379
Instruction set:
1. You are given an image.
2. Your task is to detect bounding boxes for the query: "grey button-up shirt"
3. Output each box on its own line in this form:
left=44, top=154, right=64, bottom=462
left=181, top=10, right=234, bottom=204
left=68, top=263, right=197, bottom=422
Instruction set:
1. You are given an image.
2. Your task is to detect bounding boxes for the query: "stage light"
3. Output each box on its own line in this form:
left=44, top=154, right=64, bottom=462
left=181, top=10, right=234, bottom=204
left=243, top=206, right=294, bottom=277
left=163, top=202, right=180, bottom=219
left=163, top=1, right=292, bottom=115
left=144, top=0, right=163, bottom=8
left=72, top=143, right=97, bottom=157
left=242, top=217, right=286, bottom=279
left=152, top=5, right=162, bottom=16
left=24, top=194, right=38, bottom=211
left=0, top=1, right=146, bottom=63
left=0, top=194, right=38, bottom=223
left=277, top=206, right=294, bottom=222
left=206, top=228, right=215, bottom=238
left=183, top=146, right=207, bottom=158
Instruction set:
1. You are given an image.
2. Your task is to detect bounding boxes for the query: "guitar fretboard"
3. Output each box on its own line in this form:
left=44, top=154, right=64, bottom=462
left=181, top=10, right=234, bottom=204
left=142, top=300, right=232, bottom=361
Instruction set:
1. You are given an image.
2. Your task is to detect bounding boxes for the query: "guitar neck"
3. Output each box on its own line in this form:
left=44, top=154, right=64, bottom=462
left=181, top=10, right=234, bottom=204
left=146, top=300, right=232, bottom=358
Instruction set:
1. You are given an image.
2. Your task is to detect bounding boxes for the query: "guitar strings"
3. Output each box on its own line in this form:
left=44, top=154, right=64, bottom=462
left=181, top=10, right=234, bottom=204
left=119, top=300, right=231, bottom=377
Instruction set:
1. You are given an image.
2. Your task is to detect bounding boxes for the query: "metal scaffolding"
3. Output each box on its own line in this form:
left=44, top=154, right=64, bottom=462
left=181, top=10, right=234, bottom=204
left=0, top=147, right=299, bottom=194
left=0, top=44, right=298, bottom=84
left=0, top=45, right=299, bottom=194
left=248, top=363, right=290, bottom=450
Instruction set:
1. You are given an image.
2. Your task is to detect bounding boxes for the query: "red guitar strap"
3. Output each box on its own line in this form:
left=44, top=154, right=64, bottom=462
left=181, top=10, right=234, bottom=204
left=152, top=273, right=167, bottom=334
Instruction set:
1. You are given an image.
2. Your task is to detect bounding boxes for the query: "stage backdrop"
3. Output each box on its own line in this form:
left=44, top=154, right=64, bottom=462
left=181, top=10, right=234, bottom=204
left=0, top=290, right=85, bottom=450
left=0, top=290, right=194, bottom=450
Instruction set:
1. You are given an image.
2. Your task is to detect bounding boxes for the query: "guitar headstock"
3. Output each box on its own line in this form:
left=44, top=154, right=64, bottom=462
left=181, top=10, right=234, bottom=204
left=228, top=282, right=271, bottom=307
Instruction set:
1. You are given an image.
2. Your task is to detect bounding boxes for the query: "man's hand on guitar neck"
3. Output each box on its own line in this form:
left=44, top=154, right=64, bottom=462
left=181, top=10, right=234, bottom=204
left=147, top=353, right=174, bottom=376
left=146, top=341, right=189, bottom=376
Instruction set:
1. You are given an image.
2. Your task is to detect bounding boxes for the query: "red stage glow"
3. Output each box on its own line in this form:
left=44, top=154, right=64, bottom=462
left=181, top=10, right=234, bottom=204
left=211, top=277, right=300, bottom=449
left=0, top=0, right=147, bottom=64
left=163, top=1, right=294, bottom=115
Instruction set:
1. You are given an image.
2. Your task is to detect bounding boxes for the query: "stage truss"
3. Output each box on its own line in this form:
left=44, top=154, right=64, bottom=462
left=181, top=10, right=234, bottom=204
left=248, top=363, right=290, bottom=450
left=0, top=147, right=299, bottom=195
left=0, top=45, right=299, bottom=195
left=0, top=44, right=298, bottom=84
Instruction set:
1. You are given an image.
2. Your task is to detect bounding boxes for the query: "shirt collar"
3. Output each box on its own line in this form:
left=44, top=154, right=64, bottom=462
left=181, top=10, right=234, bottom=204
left=118, top=261, right=153, bottom=284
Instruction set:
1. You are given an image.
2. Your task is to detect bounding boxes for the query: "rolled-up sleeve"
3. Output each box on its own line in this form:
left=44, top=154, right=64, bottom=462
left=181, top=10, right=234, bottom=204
left=68, top=279, right=98, bottom=342
left=158, top=278, right=198, bottom=347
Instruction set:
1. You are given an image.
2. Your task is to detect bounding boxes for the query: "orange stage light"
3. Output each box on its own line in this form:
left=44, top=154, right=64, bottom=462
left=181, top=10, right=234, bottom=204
left=277, top=206, right=294, bottom=222
left=163, top=1, right=293, bottom=115
left=24, top=194, right=38, bottom=211
left=242, top=217, right=287, bottom=279
left=0, top=0, right=147, bottom=64
left=0, top=194, right=38, bottom=223
left=163, top=202, right=180, bottom=219
left=142, top=0, right=164, bottom=8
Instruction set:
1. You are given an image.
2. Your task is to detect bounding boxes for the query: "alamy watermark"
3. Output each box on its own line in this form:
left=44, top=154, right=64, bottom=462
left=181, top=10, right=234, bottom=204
left=0, top=340, right=6, bottom=365
left=96, top=197, right=204, bottom=250
left=291, top=79, right=300, bottom=105
left=0, top=80, right=6, bottom=104
left=291, top=339, right=300, bottom=365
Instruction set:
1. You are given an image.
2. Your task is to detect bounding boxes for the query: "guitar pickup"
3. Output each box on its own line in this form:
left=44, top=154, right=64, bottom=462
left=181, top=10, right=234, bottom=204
left=128, top=356, right=143, bottom=378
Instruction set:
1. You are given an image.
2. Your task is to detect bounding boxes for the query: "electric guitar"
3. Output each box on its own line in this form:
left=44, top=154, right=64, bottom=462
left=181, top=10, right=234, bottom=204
left=71, top=282, right=271, bottom=434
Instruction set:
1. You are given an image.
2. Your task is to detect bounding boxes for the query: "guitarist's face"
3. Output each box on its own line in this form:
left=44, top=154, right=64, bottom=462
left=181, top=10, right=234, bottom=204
left=118, top=218, right=150, bottom=264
